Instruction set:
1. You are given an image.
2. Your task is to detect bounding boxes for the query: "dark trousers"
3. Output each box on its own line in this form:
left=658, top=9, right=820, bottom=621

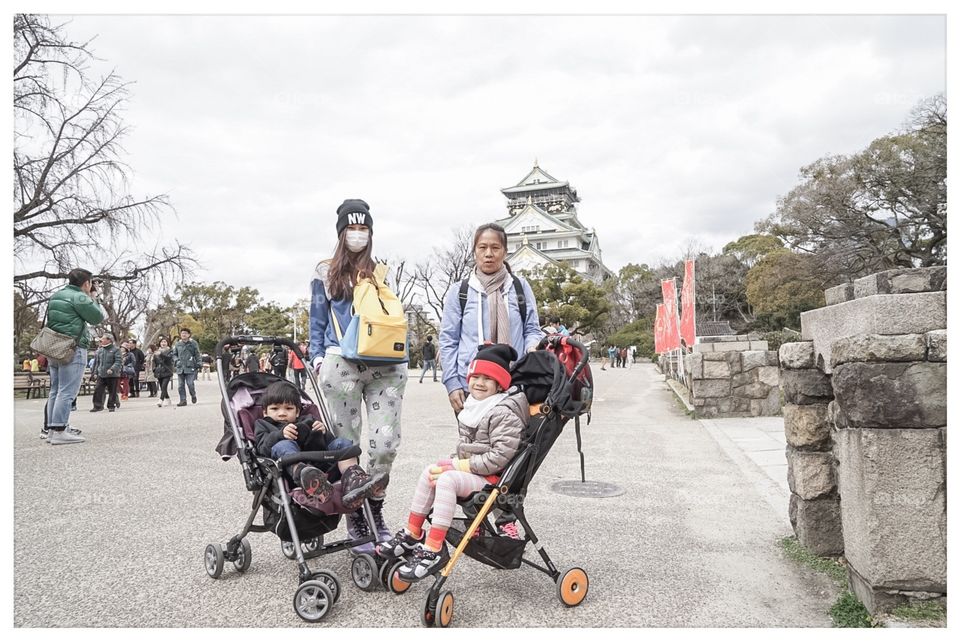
left=157, top=376, right=172, bottom=400
left=131, top=373, right=141, bottom=396
left=273, top=365, right=287, bottom=379
left=292, top=368, right=306, bottom=390
left=93, top=377, right=120, bottom=409
left=145, top=381, right=157, bottom=396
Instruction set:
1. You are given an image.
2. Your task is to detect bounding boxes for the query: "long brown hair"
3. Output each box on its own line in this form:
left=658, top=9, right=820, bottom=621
left=324, top=229, right=376, bottom=300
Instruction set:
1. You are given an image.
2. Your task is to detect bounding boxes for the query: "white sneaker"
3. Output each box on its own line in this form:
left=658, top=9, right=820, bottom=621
left=48, top=429, right=85, bottom=445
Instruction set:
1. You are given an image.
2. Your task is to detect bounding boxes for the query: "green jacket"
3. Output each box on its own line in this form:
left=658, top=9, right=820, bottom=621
left=46, top=285, right=106, bottom=349
left=172, top=338, right=201, bottom=374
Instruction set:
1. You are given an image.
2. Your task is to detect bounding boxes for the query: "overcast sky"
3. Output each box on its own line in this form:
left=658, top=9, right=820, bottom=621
left=58, top=14, right=945, bottom=307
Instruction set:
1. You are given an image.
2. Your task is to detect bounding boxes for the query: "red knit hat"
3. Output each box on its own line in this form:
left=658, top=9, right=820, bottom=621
left=467, top=344, right=518, bottom=391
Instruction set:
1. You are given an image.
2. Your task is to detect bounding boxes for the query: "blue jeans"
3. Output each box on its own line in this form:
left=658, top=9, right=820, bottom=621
left=177, top=372, right=197, bottom=403
left=47, top=347, right=87, bottom=428
left=271, top=436, right=354, bottom=483
left=419, top=358, right=437, bottom=382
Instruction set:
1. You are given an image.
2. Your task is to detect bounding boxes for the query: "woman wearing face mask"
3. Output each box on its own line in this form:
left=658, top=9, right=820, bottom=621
left=309, top=198, right=407, bottom=554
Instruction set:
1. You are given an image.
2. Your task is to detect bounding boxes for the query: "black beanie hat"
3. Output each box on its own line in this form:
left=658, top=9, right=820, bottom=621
left=336, top=199, right=373, bottom=236
left=467, top=343, right=518, bottom=391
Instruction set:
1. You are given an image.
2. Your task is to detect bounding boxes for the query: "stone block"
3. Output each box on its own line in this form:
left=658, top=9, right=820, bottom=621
left=731, top=371, right=754, bottom=387
left=735, top=382, right=772, bottom=399
left=716, top=398, right=733, bottom=414
left=697, top=403, right=720, bottom=418
left=758, top=365, right=780, bottom=387
left=766, top=351, right=780, bottom=366
left=853, top=272, right=887, bottom=298
left=702, top=360, right=730, bottom=378
left=926, top=330, right=946, bottom=362
left=781, top=369, right=833, bottom=405
left=827, top=400, right=850, bottom=430
left=683, top=353, right=703, bottom=379
left=832, top=362, right=946, bottom=428
left=741, top=350, right=767, bottom=372
left=783, top=403, right=831, bottom=449
left=824, top=283, right=854, bottom=305
left=830, top=333, right=926, bottom=368
left=702, top=351, right=727, bottom=361
left=692, top=342, right=713, bottom=353
left=846, top=565, right=945, bottom=615
left=748, top=340, right=769, bottom=351
left=835, top=427, right=946, bottom=593
left=887, top=266, right=947, bottom=294
left=731, top=397, right=752, bottom=413
left=713, top=341, right=750, bottom=352
left=779, top=341, right=815, bottom=369
left=789, top=494, right=844, bottom=556
left=692, top=379, right=730, bottom=398
left=758, top=387, right=782, bottom=415
left=787, top=448, right=836, bottom=499
left=800, top=291, right=946, bottom=373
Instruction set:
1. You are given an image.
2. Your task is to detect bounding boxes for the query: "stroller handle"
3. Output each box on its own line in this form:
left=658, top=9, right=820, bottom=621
left=276, top=444, right=363, bottom=469
left=216, top=336, right=306, bottom=362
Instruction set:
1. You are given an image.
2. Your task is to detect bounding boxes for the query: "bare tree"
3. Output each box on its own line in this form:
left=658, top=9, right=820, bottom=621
left=13, top=15, right=194, bottom=309
left=415, top=226, right=474, bottom=322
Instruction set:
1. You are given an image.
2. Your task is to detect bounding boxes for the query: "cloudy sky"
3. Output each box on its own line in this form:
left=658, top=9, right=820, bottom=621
left=58, top=13, right=945, bottom=307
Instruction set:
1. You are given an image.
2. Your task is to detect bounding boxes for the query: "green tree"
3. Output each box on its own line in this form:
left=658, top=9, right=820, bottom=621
left=174, top=281, right=261, bottom=348
left=523, top=264, right=611, bottom=335
left=760, top=94, right=946, bottom=281
left=605, top=318, right=655, bottom=358
left=745, top=250, right=826, bottom=330
left=247, top=302, right=293, bottom=339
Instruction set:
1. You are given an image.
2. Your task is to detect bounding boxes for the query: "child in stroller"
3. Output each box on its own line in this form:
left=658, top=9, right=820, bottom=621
left=254, top=380, right=388, bottom=514
left=376, top=344, right=527, bottom=582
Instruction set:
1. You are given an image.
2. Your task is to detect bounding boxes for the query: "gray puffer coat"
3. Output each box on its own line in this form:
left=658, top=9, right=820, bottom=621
left=454, top=393, right=529, bottom=476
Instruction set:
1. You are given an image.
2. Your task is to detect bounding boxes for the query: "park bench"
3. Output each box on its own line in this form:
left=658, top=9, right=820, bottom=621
left=13, top=372, right=46, bottom=399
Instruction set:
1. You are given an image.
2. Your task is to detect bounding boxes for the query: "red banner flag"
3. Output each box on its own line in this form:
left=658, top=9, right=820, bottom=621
left=680, top=259, right=696, bottom=347
left=660, top=279, right=681, bottom=352
left=654, top=303, right=665, bottom=354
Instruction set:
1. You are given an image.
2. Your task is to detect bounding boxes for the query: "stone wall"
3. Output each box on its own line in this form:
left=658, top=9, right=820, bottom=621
left=681, top=335, right=780, bottom=418
left=787, top=266, right=947, bottom=614
left=779, top=341, right=843, bottom=556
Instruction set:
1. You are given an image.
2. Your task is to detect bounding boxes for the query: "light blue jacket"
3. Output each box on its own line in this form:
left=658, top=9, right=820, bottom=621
left=309, top=262, right=356, bottom=362
left=439, top=272, right=543, bottom=394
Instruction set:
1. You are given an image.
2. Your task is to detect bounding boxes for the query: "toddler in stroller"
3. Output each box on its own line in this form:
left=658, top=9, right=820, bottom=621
left=376, top=344, right=526, bottom=582
left=254, top=380, right=388, bottom=514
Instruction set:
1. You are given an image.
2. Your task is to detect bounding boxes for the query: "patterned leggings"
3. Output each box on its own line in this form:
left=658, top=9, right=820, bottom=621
left=318, top=353, right=407, bottom=477
left=410, top=464, right=489, bottom=529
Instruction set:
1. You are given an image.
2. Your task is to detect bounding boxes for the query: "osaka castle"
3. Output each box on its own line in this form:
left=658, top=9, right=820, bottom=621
left=497, top=163, right=614, bottom=283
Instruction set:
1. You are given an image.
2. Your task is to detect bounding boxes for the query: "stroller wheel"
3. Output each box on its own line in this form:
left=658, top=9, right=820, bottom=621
left=313, top=570, right=341, bottom=604
left=293, top=580, right=334, bottom=622
left=436, top=590, right=455, bottom=628
left=387, top=561, right=412, bottom=595
left=280, top=540, right=296, bottom=560
left=556, top=567, right=589, bottom=607
left=351, top=554, right=380, bottom=592
left=233, top=538, right=252, bottom=573
left=204, top=543, right=224, bottom=579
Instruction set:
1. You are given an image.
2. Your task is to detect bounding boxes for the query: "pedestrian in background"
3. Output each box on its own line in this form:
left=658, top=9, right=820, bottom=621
left=91, top=334, right=122, bottom=414
left=153, top=337, right=174, bottom=407
left=419, top=336, right=438, bottom=383
left=172, top=328, right=201, bottom=406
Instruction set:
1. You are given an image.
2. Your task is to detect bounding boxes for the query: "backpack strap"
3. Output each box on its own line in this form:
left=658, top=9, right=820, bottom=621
left=574, top=414, right=586, bottom=483
left=459, top=276, right=527, bottom=321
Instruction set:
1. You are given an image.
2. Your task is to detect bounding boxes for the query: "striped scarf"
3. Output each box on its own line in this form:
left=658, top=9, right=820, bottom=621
left=475, top=265, right=511, bottom=345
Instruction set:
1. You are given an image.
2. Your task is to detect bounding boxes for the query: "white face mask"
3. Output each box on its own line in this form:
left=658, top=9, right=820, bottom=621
left=344, top=229, right=370, bottom=252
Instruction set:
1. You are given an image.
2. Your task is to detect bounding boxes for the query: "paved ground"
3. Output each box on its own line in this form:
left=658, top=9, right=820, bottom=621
left=14, top=364, right=837, bottom=627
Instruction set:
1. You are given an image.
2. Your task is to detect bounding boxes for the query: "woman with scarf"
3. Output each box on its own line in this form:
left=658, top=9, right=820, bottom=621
left=438, top=223, right=543, bottom=538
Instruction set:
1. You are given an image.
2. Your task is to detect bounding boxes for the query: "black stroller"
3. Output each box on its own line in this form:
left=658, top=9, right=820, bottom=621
left=387, top=336, right=594, bottom=627
left=204, top=336, right=387, bottom=622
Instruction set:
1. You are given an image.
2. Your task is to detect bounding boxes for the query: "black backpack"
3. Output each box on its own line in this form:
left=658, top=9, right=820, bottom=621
left=270, top=350, right=286, bottom=368
left=458, top=276, right=527, bottom=320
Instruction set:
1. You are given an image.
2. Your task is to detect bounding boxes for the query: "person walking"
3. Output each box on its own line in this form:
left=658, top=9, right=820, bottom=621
left=418, top=336, right=438, bottom=383
left=309, top=198, right=407, bottom=553
left=289, top=342, right=308, bottom=390
left=172, top=328, right=201, bottom=406
left=200, top=352, right=213, bottom=380
left=119, top=345, right=135, bottom=400
left=143, top=344, right=158, bottom=397
left=153, top=337, right=175, bottom=407
left=270, top=344, right=288, bottom=379
left=130, top=340, right=145, bottom=397
left=90, top=334, right=122, bottom=414
left=258, top=350, right=269, bottom=374
left=41, top=268, right=106, bottom=444
left=438, top=222, right=543, bottom=539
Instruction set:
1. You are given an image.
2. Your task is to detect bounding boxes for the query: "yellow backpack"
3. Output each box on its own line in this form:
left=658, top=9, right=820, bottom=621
left=330, top=263, right=409, bottom=363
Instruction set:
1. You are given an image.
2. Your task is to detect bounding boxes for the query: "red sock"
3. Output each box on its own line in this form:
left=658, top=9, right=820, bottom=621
left=407, top=512, right=427, bottom=539
left=425, top=526, right=447, bottom=552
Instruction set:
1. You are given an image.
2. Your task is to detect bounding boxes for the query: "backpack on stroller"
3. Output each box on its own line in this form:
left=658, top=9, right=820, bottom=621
left=388, top=336, right=594, bottom=627
left=204, top=335, right=387, bottom=623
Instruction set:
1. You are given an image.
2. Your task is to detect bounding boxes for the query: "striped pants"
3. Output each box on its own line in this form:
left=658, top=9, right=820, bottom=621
left=410, top=464, right=489, bottom=529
